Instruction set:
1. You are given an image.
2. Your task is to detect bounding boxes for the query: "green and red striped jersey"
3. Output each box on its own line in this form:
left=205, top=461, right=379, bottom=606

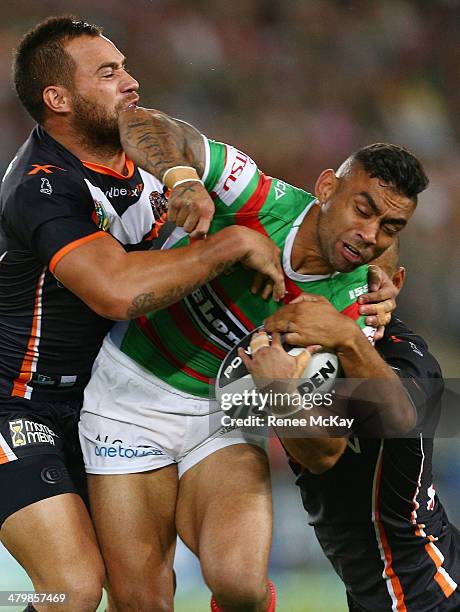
left=109, top=139, right=374, bottom=397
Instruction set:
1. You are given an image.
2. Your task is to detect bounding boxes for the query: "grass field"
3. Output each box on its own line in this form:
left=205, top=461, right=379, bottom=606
left=0, top=542, right=346, bottom=611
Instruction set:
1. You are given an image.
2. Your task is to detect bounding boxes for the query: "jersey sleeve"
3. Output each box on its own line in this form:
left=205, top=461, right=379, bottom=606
left=376, top=331, right=444, bottom=428
left=5, top=171, right=104, bottom=272
left=201, top=137, right=310, bottom=220
left=201, top=137, right=260, bottom=210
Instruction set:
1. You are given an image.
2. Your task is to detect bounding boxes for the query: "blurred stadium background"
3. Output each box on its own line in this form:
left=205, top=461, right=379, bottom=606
left=0, top=1, right=459, bottom=610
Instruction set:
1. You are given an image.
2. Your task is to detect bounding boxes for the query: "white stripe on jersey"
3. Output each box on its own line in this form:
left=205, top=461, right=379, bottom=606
left=24, top=268, right=46, bottom=400
left=371, top=440, right=401, bottom=611
left=210, top=144, right=258, bottom=206
left=0, top=433, right=18, bottom=462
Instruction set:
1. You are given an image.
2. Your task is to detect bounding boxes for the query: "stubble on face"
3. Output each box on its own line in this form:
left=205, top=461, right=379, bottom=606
left=316, top=210, right=354, bottom=273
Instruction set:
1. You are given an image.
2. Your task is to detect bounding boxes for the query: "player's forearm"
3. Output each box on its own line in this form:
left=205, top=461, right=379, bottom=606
left=118, top=107, right=205, bottom=180
left=107, top=226, right=245, bottom=319
left=336, top=327, right=416, bottom=434
left=269, top=392, right=349, bottom=474
left=279, top=434, right=348, bottom=475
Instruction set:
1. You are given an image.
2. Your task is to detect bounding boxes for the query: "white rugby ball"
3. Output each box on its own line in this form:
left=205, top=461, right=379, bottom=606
left=287, top=347, right=341, bottom=394
left=216, top=328, right=341, bottom=407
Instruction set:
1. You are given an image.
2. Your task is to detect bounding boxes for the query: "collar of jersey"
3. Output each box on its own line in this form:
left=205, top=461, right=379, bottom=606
left=80, top=157, right=135, bottom=179
left=282, top=199, right=339, bottom=282
left=38, top=126, right=135, bottom=180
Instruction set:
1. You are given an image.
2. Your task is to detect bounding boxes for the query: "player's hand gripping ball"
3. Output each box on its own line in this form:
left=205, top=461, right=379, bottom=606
left=216, top=327, right=341, bottom=410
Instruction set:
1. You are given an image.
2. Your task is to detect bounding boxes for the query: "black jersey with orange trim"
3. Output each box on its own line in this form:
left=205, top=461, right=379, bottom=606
left=0, top=126, right=167, bottom=402
left=291, top=317, right=460, bottom=611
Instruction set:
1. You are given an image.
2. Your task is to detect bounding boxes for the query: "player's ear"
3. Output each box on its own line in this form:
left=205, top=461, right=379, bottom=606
left=392, top=266, right=406, bottom=291
left=43, top=85, right=72, bottom=115
left=314, top=169, right=338, bottom=204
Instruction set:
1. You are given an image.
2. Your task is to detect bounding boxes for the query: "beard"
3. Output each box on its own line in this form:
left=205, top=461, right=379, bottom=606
left=71, top=93, right=121, bottom=153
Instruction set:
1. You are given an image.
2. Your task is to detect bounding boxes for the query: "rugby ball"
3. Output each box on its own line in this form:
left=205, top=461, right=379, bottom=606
left=216, top=327, right=341, bottom=408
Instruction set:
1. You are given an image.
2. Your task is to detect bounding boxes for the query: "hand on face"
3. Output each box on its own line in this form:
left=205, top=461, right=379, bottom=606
left=357, top=264, right=398, bottom=340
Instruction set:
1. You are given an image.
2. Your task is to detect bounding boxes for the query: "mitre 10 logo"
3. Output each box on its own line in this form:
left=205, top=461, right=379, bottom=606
left=9, top=419, right=58, bottom=448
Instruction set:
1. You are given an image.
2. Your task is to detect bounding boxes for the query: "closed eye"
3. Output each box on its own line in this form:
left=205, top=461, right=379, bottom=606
left=356, top=206, right=371, bottom=218
left=382, top=224, right=400, bottom=235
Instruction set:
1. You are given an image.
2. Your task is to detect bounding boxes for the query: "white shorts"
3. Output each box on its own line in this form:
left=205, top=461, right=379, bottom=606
left=79, top=337, right=266, bottom=477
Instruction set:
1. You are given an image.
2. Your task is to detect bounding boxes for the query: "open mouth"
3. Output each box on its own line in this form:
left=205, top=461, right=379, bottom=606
left=341, top=242, right=362, bottom=263
left=123, top=94, right=139, bottom=110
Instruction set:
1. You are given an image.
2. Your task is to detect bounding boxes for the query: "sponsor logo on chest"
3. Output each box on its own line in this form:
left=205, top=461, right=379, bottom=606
left=184, top=285, right=249, bottom=351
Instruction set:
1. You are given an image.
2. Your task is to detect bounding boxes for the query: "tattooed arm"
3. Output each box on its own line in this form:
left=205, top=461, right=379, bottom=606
left=118, top=106, right=213, bottom=238
left=53, top=224, right=285, bottom=320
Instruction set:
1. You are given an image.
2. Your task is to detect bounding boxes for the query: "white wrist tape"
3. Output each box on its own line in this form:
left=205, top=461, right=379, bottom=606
left=162, top=165, right=201, bottom=188
left=171, top=177, right=204, bottom=189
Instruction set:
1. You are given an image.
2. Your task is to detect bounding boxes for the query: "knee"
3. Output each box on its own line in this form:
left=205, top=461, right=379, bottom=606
left=35, top=567, right=104, bottom=612
left=109, top=592, right=172, bottom=612
left=39, top=578, right=103, bottom=612
left=206, top=568, right=268, bottom=610
left=65, top=581, right=103, bottom=612
left=109, top=582, right=173, bottom=612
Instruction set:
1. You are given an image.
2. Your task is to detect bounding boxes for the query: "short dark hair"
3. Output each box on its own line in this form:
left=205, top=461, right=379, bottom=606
left=353, top=143, right=429, bottom=201
left=13, top=15, right=102, bottom=123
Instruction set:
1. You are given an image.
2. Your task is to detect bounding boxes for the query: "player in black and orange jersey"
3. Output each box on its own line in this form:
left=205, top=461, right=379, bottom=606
left=0, top=16, right=286, bottom=611
left=244, top=244, right=460, bottom=611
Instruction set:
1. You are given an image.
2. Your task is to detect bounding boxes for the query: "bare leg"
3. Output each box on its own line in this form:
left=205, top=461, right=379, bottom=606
left=176, top=444, right=273, bottom=612
left=1, top=494, right=105, bottom=612
left=88, top=465, right=178, bottom=612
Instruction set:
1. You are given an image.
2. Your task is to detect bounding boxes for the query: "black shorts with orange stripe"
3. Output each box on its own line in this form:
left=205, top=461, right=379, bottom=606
left=0, top=396, right=87, bottom=525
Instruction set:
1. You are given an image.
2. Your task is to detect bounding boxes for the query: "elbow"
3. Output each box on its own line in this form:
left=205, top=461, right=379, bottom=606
left=305, top=454, right=341, bottom=475
left=85, top=291, right=133, bottom=321
left=286, top=438, right=347, bottom=475
left=386, top=401, right=417, bottom=436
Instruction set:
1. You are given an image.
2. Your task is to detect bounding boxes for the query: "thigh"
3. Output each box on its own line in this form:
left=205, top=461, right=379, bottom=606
left=88, top=465, right=178, bottom=610
left=0, top=492, right=104, bottom=611
left=176, top=443, right=272, bottom=580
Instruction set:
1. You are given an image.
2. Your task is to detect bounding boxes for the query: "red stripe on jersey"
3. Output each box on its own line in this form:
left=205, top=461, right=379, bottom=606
left=283, top=276, right=303, bottom=304
left=168, top=302, right=227, bottom=360
left=341, top=300, right=361, bottom=321
left=135, top=317, right=210, bottom=384
left=210, top=279, right=256, bottom=332
left=234, top=173, right=273, bottom=234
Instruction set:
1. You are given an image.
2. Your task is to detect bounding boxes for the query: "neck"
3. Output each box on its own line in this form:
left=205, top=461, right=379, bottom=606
left=43, top=120, right=127, bottom=175
left=292, top=204, right=335, bottom=275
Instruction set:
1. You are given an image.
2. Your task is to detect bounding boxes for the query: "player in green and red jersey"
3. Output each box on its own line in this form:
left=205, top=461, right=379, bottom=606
left=110, top=138, right=376, bottom=397
left=79, top=107, right=428, bottom=612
